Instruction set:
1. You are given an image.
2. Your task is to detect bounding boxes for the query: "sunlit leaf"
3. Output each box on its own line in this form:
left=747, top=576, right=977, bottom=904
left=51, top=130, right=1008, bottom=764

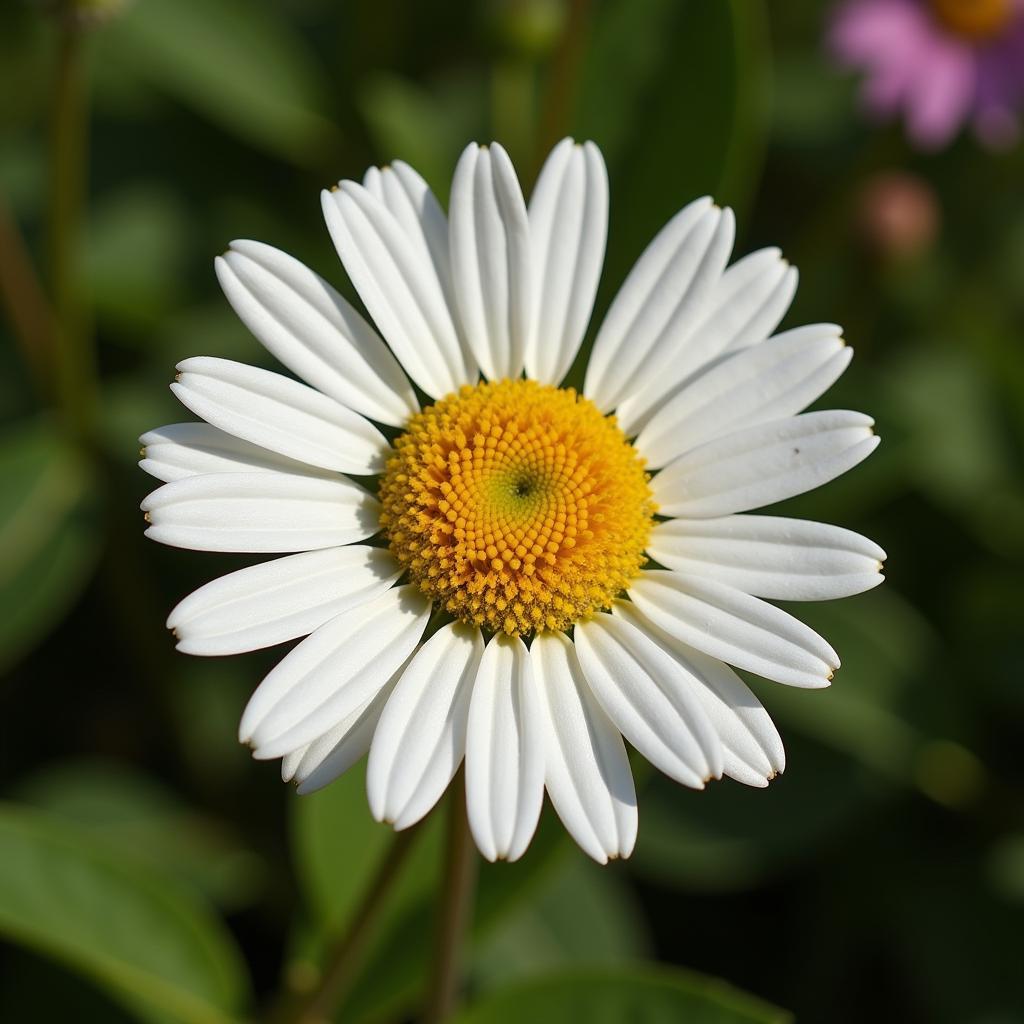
left=100, top=0, right=336, bottom=163
left=0, top=803, right=249, bottom=1024
left=359, top=73, right=486, bottom=200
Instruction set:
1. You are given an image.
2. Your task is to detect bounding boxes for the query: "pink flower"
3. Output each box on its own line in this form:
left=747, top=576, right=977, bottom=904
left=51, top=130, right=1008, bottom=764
left=830, top=0, right=1024, bottom=149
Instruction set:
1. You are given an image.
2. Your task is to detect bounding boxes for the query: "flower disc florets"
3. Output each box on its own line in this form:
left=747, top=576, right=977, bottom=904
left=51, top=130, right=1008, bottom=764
left=379, top=378, right=655, bottom=636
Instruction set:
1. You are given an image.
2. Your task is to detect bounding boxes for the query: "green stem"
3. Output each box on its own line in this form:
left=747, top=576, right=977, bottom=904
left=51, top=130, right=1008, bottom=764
left=272, top=827, right=421, bottom=1024
left=533, top=0, right=591, bottom=180
left=491, top=56, right=535, bottom=175
left=0, top=194, right=55, bottom=398
left=50, top=7, right=95, bottom=439
left=422, top=774, right=477, bottom=1024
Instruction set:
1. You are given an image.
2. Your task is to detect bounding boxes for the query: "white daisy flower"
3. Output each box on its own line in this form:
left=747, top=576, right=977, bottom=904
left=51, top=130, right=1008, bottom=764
left=141, top=138, right=884, bottom=865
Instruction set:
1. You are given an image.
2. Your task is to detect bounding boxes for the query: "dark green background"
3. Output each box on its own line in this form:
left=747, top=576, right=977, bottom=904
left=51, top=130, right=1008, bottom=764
left=2, top=1, right=1023, bottom=1021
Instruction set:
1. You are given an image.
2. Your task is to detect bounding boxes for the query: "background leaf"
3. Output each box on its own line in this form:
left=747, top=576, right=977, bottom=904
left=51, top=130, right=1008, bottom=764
left=98, top=0, right=336, bottom=163
left=0, top=803, right=249, bottom=1024
left=454, top=966, right=792, bottom=1024
left=0, top=419, right=100, bottom=674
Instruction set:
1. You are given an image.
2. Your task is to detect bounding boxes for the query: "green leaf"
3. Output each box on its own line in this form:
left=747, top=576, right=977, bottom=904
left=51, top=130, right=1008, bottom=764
left=0, top=803, right=249, bottom=1024
left=765, top=588, right=938, bottom=783
left=358, top=72, right=486, bottom=200
left=0, top=419, right=101, bottom=673
left=100, top=0, right=335, bottom=163
left=16, top=760, right=265, bottom=910
left=575, top=0, right=770, bottom=280
left=84, top=186, right=192, bottom=331
left=290, top=770, right=569, bottom=1024
left=290, top=766, right=444, bottom=937
left=471, top=854, right=649, bottom=991
left=633, top=735, right=878, bottom=891
left=454, top=966, right=792, bottom=1024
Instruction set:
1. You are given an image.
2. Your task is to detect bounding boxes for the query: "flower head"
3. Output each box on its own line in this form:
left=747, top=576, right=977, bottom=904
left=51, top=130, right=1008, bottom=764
left=141, top=139, right=884, bottom=864
left=830, top=0, right=1024, bottom=149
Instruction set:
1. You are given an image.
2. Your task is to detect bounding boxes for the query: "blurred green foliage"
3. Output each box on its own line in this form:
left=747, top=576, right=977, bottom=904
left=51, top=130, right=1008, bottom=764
left=2, top=0, right=1024, bottom=1022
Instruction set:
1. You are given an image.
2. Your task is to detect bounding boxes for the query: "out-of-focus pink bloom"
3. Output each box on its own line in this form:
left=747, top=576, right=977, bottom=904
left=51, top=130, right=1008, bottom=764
left=857, top=171, right=940, bottom=260
left=830, top=0, right=1024, bottom=149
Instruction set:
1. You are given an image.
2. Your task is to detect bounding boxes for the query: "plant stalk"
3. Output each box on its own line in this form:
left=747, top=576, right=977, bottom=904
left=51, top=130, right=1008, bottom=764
left=274, top=826, right=421, bottom=1024
left=422, top=774, right=477, bottom=1024
left=50, top=7, right=95, bottom=439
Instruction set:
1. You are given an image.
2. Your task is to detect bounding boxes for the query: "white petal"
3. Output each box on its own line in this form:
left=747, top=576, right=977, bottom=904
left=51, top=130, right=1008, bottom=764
left=449, top=142, right=533, bottom=381
left=171, top=357, right=390, bottom=475
left=167, top=546, right=402, bottom=656
left=322, top=182, right=474, bottom=398
left=615, top=249, right=797, bottom=436
left=650, top=410, right=879, bottom=518
left=142, top=471, right=379, bottom=552
left=215, top=240, right=417, bottom=427
left=464, top=634, right=544, bottom=862
left=614, top=602, right=785, bottom=786
left=636, top=325, right=853, bottom=468
left=241, top=584, right=430, bottom=756
left=627, top=571, right=838, bottom=688
left=139, top=422, right=318, bottom=482
left=530, top=631, right=636, bottom=864
left=526, top=138, right=608, bottom=385
left=647, top=515, right=886, bottom=601
left=367, top=622, right=484, bottom=830
left=584, top=199, right=733, bottom=413
left=284, top=658, right=411, bottom=793
left=362, top=161, right=458, bottom=321
left=573, top=612, right=722, bottom=788
left=285, top=696, right=383, bottom=792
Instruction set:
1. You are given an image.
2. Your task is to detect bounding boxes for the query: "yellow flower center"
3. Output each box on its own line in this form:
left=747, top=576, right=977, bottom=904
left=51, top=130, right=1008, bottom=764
left=379, top=378, right=655, bottom=636
left=931, top=0, right=1011, bottom=40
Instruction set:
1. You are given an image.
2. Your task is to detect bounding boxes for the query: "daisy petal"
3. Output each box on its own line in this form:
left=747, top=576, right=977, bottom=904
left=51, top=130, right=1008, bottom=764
left=573, top=612, right=722, bottom=788
left=322, top=181, right=474, bottom=398
left=647, top=515, right=886, bottom=600
left=139, top=422, right=317, bottom=482
left=531, top=631, right=636, bottom=864
left=584, top=198, right=734, bottom=413
left=215, top=240, right=417, bottom=426
left=142, top=471, right=379, bottom=552
left=627, top=571, right=838, bottom=688
left=615, top=602, right=785, bottom=786
left=367, top=622, right=484, bottom=830
left=615, top=249, right=797, bottom=435
left=465, top=634, right=544, bottom=862
left=636, top=324, right=853, bottom=467
left=242, top=584, right=430, bottom=756
left=449, top=142, right=533, bottom=380
left=285, top=659, right=411, bottom=793
left=362, top=161, right=457, bottom=318
left=167, top=546, right=402, bottom=656
left=526, top=138, right=608, bottom=385
left=171, top=357, right=390, bottom=475
left=650, top=410, right=879, bottom=518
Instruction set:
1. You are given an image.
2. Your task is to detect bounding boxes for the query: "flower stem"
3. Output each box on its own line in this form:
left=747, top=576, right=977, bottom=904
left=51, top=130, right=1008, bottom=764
left=422, top=774, right=477, bottom=1024
left=534, top=0, right=592, bottom=177
left=273, top=825, right=421, bottom=1024
left=49, top=6, right=95, bottom=439
left=0, top=194, right=55, bottom=398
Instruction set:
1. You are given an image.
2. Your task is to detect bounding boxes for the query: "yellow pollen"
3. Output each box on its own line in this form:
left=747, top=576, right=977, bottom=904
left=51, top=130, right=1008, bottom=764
left=379, top=378, right=656, bottom=637
left=931, top=0, right=1011, bottom=40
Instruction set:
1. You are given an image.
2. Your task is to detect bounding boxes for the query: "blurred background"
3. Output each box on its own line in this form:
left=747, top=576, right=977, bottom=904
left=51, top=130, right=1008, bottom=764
left=2, top=0, right=1023, bottom=1021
